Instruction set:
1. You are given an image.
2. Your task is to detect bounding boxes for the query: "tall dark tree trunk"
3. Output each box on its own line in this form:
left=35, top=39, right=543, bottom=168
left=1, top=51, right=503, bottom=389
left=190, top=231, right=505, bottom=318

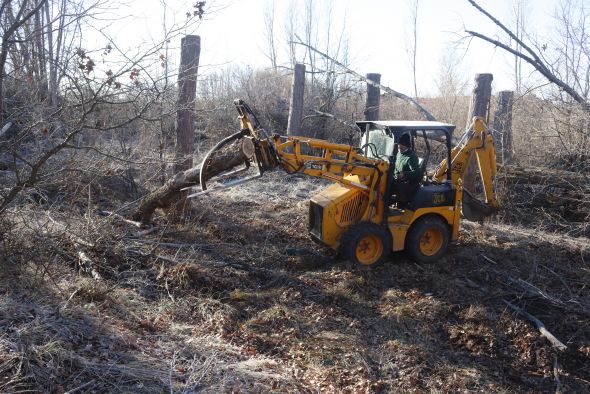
left=493, top=90, right=514, bottom=164
left=464, top=73, right=493, bottom=194
left=287, top=63, right=305, bottom=136
left=175, top=35, right=201, bottom=173
left=364, top=73, right=381, bottom=121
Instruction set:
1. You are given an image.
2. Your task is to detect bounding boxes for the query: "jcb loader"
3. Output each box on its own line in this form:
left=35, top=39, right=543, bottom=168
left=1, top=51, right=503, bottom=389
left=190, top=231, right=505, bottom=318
left=195, top=100, right=499, bottom=266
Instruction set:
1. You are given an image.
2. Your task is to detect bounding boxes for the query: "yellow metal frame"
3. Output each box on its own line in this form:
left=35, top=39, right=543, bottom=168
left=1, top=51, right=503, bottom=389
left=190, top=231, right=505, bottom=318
left=235, top=105, right=498, bottom=258
left=271, top=135, right=390, bottom=225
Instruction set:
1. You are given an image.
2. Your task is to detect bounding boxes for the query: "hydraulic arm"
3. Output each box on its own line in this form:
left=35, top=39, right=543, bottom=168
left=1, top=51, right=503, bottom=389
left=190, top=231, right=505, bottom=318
left=196, top=100, right=501, bottom=266
left=433, top=116, right=499, bottom=220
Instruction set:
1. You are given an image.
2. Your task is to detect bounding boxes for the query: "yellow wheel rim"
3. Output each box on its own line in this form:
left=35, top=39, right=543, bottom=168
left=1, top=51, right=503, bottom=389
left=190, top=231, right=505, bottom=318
left=355, top=234, right=383, bottom=266
left=419, top=227, right=444, bottom=256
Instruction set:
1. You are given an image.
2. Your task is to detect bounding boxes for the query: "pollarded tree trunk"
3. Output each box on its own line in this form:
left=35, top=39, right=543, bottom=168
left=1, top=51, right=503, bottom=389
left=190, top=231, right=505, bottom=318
left=287, top=63, right=305, bottom=136
left=492, top=90, right=514, bottom=164
left=464, top=73, right=493, bottom=194
left=175, top=35, right=201, bottom=173
left=364, top=73, right=381, bottom=121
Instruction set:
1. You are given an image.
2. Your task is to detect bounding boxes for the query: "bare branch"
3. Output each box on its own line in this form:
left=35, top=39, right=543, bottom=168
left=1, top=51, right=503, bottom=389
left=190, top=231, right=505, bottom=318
left=290, top=36, right=437, bottom=121
left=465, top=0, right=590, bottom=110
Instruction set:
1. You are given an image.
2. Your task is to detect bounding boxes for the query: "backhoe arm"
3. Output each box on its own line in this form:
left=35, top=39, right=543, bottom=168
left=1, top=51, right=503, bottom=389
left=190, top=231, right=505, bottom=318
left=270, top=135, right=384, bottom=188
left=433, top=116, right=499, bottom=214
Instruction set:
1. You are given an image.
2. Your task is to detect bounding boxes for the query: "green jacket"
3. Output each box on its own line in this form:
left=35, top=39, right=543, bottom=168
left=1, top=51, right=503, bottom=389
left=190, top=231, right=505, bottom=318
left=395, top=149, right=421, bottom=183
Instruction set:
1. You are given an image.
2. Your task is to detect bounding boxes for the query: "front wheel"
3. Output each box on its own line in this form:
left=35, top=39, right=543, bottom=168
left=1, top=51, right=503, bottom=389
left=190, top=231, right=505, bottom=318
left=339, top=223, right=392, bottom=267
left=405, top=216, right=450, bottom=263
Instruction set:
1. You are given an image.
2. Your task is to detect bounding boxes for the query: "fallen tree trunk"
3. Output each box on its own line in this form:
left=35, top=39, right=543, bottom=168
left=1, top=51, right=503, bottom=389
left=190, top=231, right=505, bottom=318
left=499, top=164, right=589, bottom=190
left=498, top=164, right=589, bottom=222
left=132, top=143, right=247, bottom=224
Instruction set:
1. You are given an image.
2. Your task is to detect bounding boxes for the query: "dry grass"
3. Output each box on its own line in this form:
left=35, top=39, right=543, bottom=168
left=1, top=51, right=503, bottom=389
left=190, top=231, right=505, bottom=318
left=0, top=170, right=589, bottom=392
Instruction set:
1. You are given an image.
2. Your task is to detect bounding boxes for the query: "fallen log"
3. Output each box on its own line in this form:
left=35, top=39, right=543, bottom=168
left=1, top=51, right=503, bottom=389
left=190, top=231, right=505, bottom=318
left=499, top=164, right=588, bottom=190
left=479, top=254, right=590, bottom=316
left=498, top=164, right=589, bottom=221
left=131, top=141, right=247, bottom=224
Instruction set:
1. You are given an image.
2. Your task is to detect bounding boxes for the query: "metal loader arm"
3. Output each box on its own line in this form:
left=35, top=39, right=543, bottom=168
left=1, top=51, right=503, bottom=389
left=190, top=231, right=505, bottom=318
left=198, top=99, right=389, bottom=220
left=233, top=99, right=387, bottom=192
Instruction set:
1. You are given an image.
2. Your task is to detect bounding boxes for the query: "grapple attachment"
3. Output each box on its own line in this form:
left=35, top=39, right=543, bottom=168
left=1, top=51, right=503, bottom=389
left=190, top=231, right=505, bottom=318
left=187, top=100, right=278, bottom=198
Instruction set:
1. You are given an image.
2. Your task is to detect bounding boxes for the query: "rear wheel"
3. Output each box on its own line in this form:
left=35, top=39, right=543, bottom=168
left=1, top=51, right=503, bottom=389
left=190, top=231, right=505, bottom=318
left=405, top=216, right=450, bottom=263
left=339, top=223, right=392, bottom=267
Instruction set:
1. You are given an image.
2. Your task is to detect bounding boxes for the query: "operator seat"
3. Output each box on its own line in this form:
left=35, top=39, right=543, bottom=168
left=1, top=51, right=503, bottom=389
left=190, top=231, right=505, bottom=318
left=395, top=156, right=429, bottom=210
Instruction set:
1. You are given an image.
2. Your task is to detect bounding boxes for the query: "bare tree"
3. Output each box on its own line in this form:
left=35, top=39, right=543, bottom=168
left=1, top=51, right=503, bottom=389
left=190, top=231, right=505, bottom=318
left=465, top=0, right=589, bottom=110
left=0, top=0, right=49, bottom=120
left=262, top=0, right=278, bottom=70
left=406, top=0, right=420, bottom=99
left=434, top=46, right=468, bottom=126
left=511, top=0, right=529, bottom=93
left=0, top=1, right=207, bottom=214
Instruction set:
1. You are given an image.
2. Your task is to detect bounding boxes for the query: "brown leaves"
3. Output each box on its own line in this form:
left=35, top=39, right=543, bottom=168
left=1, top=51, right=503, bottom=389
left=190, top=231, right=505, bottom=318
left=76, top=47, right=95, bottom=74
left=129, top=68, right=140, bottom=86
left=187, top=2, right=205, bottom=19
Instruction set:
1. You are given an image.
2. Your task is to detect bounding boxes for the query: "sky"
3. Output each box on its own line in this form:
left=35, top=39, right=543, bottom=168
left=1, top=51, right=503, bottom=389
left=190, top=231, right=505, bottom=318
left=108, top=0, right=561, bottom=96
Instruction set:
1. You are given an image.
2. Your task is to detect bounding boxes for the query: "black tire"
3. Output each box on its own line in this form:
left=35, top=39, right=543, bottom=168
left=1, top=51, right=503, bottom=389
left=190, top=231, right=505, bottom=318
left=339, top=222, right=392, bottom=267
left=405, top=215, right=450, bottom=263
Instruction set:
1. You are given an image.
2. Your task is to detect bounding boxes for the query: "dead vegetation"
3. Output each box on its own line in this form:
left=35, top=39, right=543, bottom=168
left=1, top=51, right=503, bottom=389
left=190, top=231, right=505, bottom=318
left=1, top=0, right=589, bottom=391
left=1, top=167, right=588, bottom=393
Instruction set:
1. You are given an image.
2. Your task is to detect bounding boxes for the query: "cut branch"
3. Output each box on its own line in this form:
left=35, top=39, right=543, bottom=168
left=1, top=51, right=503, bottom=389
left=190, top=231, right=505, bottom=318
left=504, top=300, right=567, bottom=351
left=465, top=0, right=589, bottom=109
left=291, top=37, right=436, bottom=121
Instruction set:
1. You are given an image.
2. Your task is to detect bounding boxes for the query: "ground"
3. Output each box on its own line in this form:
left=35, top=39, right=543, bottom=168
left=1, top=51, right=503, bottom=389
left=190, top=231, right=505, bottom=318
left=1, top=171, right=589, bottom=393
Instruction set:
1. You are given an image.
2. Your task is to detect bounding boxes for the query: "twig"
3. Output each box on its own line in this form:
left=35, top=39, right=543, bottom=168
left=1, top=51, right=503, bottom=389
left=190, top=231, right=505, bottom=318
left=155, top=254, right=182, bottom=265
left=291, top=36, right=436, bottom=121
left=478, top=253, right=498, bottom=265
left=464, top=277, right=486, bottom=292
left=154, top=254, right=251, bottom=272
left=61, top=288, right=81, bottom=311
left=540, top=263, right=575, bottom=301
left=554, top=356, right=562, bottom=391
left=165, top=278, right=175, bottom=303
left=64, top=380, right=96, bottom=394
left=312, top=110, right=360, bottom=131
left=503, top=300, right=567, bottom=351
left=98, top=210, right=143, bottom=228
left=45, top=211, right=94, bottom=247
left=77, top=250, right=102, bottom=280
left=126, top=238, right=234, bottom=251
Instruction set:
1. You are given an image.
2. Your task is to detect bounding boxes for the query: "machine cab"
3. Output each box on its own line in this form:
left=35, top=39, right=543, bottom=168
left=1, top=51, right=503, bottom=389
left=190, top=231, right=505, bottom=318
left=356, top=120, right=456, bottom=209
left=356, top=120, right=455, bottom=181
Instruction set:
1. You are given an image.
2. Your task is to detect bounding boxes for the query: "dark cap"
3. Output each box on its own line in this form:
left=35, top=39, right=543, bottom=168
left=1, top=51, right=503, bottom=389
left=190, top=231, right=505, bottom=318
left=398, top=133, right=411, bottom=147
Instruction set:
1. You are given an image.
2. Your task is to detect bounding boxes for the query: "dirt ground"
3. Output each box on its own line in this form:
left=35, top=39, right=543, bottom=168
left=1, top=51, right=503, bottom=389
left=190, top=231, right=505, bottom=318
left=1, top=171, right=589, bottom=393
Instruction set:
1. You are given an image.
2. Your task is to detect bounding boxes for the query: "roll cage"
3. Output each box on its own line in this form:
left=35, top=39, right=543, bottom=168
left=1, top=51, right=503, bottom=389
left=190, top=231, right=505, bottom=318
left=356, top=120, right=456, bottom=182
